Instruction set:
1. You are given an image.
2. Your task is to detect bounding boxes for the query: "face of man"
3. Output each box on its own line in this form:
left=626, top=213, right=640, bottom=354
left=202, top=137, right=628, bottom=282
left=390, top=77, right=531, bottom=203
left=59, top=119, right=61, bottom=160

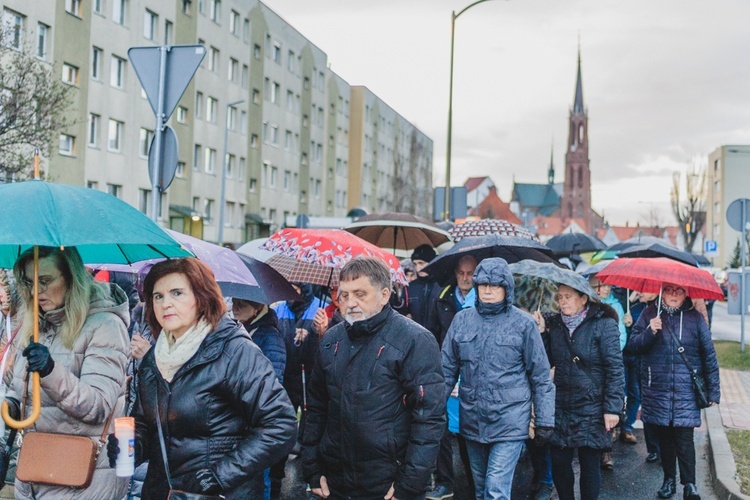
left=412, top=259, right=429, bottom=277
left=477, top=283, right=506, bottom=304
left=588, top=276, right=612, bottom=300
left=338, top=275, right=390, bottom=324
left=455, top=258, right=477, bottom=295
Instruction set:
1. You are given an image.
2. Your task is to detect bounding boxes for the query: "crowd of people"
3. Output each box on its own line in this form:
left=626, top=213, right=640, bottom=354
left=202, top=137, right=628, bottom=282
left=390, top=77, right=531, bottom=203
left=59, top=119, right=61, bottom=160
left=0, top=238, right=722, bottom=500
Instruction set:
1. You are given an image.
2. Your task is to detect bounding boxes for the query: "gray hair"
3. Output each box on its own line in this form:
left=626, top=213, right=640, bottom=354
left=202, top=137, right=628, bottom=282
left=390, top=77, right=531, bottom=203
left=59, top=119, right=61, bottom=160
left=339, top=257, right=391, bottom=291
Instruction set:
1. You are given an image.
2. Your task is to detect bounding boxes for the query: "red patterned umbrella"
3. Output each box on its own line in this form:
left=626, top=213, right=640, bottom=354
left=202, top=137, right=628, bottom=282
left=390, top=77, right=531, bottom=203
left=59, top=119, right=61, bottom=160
left=597, top=257, right=723, bottom=300
left=261, top=228, right=406, bottom=286
left=450, top=219, right=537, bottom=243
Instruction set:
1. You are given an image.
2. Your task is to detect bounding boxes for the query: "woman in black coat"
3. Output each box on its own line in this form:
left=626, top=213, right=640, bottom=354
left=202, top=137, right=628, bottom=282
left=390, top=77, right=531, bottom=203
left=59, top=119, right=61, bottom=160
left=110, top=258, right=297, bottom=499
left=536, top=285, right=624, bottom=500
left=628, top=284, right=720, bottom=500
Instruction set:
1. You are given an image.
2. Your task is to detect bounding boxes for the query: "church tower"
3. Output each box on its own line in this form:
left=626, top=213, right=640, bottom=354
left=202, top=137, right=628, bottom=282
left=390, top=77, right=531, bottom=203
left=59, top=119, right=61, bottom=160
left=562, top=47, right=592, bottom=231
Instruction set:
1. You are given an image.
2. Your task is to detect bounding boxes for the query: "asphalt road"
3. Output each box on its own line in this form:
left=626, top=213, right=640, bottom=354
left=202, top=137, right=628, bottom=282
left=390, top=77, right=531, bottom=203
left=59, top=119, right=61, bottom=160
left=279, top=427, right=717, bottom=499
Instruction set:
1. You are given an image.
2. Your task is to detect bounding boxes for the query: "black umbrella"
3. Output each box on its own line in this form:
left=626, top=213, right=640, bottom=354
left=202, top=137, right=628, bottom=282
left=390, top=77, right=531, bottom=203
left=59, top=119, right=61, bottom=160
left=545, top=232, right=606, bottom=256
left=617, top=242, right=699, bottom=267
left=421, top=234, right=557, bottom=286
left=690, top=253, right=712, bottom=267
left=235, top=252, right=301, bottom=303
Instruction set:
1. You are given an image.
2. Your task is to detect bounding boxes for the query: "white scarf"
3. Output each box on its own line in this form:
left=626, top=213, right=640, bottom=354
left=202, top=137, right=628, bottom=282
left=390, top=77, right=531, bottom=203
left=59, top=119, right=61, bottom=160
left=155, top=319, right=212, bottom=383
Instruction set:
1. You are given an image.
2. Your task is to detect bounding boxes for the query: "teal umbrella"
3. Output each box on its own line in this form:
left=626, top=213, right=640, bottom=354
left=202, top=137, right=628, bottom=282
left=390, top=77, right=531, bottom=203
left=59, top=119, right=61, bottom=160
left=0, top=181, right=192, bottom=268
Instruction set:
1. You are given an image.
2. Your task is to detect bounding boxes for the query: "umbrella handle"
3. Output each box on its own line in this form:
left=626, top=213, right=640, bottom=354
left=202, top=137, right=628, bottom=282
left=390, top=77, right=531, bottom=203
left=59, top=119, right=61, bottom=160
left=626, top=289, right=630, bottom=315
left=1, top=374, right=41, bottom=429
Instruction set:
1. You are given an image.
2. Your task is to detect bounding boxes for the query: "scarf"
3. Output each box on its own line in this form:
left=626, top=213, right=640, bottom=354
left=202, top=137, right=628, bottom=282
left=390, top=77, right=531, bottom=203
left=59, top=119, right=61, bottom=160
left=155, top=319, right=212, bottom=383
left=455, top=288, right=476, bottom=309
left=245, top=306, right=270, bottom=339
left=476, top=297, right=508, bottom=316
left=662, top=304, right=680, bottom=315
left=562, top=306, right=588, bottom=335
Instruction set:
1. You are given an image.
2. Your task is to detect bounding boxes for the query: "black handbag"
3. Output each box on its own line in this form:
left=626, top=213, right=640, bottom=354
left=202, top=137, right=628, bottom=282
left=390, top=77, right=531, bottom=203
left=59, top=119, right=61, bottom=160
left=155, top=392, right=222, bottom=500
left=666, top=326, right=711, bottom=409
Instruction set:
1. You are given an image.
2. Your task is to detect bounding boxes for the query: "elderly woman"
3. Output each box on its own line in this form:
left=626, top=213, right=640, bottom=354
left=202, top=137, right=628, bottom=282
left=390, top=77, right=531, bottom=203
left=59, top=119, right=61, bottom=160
left=231, top=298, right=286, bottom=383
left=7, top=246, right=130, bottom=499
left=534, top=285, right=624, bottom=500
left=114, top=258, right=296, bottom=499
left=628, top=284, right=720, bottom=500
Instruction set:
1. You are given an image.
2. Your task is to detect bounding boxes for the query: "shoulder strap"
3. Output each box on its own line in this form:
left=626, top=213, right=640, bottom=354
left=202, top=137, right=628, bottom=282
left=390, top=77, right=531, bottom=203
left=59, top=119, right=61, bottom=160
left=665, top=317, right=697, bottom=374
left=154, top=390, right=174, bottom=490
left=561, top=332, right=596, bottom=384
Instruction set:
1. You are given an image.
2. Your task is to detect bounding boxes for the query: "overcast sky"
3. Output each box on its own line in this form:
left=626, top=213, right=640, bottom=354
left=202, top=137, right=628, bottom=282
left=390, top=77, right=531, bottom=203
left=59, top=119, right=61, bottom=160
left=264, top=0, right=750, bottom=226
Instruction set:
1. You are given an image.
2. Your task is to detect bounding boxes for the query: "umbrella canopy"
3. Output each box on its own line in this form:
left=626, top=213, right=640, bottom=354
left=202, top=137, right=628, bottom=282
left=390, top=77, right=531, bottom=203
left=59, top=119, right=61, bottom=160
left=513, top=274, right=560, bottom=314
left=421, top=234, right=556, bottom=286
left=235, top=253, right=300, bottom=303
left=449, top=219, right=538, bottom=243
left=261, top=228, right=406, bottom=286
left=545, top=233, right=606, bottom=256
left=0, top=181, right=191, bottom=268
left=596, top=257, right=723, bottom=300
left=343, top=212, right=452, bottom=252
left=608, top=236, right=677, bottom=253
left=589, top=249, right=620, bottom=263
left=578, top=259, right=613, bottom=278
left=617, top=242, right=698, bottom=267
left=690, top=253, right=712, bottom=267
left=510, top=259, right=598, bottom=300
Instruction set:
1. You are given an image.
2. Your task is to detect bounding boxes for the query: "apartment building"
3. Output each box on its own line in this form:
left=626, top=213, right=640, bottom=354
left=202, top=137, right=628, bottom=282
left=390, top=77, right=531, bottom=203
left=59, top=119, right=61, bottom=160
left=1, top=0, right=432, bottom=244
left=706, top=145, right=750, bottom=268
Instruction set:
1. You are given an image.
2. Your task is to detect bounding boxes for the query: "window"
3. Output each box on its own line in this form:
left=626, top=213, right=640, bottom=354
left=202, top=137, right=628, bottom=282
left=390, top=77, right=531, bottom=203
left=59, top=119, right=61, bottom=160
left=59, top=134, right=75, bottom=155
left=192, top=196, right=200, bottom=212
left=286, top=90, right=294, bottom=111
left=193, top=144, right=201, bottom=170
left=229, top=10, right=239, bottom=35
left=208, top=46, right=219, bottom=72
left=87, top=114, right=100, bottom=147
left=284, top=130, right=292, bottom=151
left=204, top=199, right=214, bottom=222
left=65, top=0, right=82, bottom=17
left=36, top=24, right=49, bottom=60
left=183, top=0, right=192, bottom=15
left=209, top=0, right=221, bottom=22
left=250, top=134, right=258, bottom=148
left=272, top=43, right=281, bottom=64
left=228, top=58, right=238, bottom=82
left=87, top=181, right=98, bottom=189
left=204, top=147, right=216, bottom=173
left=287, top=50, right=295, bottom=72
left=253, top=44, right=261, bottom=59
left=252, top=89, right=260, bottom=104
left=243, top=19, right=250, bottom=43
left=91, top=47, right=102, bottom=79
left=110, top=56, right=126, bottom=88
left=207, top=97, right=217, bottom=123
left=227, top=105, right=237, bottom=131
left=62, top=63, right=79, bottom=86
left=240, top=111, right=247, bottom=134
left=262, top=162, right=268, bottom=186
left=269, top=209, right=276, bottom=223
left=195, top=91, right=203, bottom=118
left=139, top=189, right=150, bottom=214
left=238, top=157, right=245, bottom=180
left=224, top=202, right=234, bottom=227
left=107, top=184, right=121, bottom=198
left=249, top=178, right=257, bottom=192
left=139, top=128, right=153, bottom=157
left=315, top=180, right=321, bottom=198
left=177, top=106, right=188, bottom=123
left=270, top=125, right=278, bottom=145
left=270, top=167, right=277, bottom=188
left=113, top=0, right=126, bottom=25
left=108, top=119, right=124, bottom=152
left=94, top=0, right=103, bottom=14
left=176, top=162, right=185, bottom=178
left=241, top=65, right=248, bottom=89
left=271, top=82, right=280, bottom=104
left=226, top=154, right=235, bottom=178
left=164, top=20, right=173, bottom=45
left=283, top=170, right=291, bottom=192
left=144, top=10, right=157, bottom=40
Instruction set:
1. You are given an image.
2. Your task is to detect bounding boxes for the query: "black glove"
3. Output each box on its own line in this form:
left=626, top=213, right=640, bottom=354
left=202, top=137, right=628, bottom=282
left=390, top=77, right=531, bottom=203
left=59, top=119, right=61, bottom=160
left=22, top=342, right=55, bottom=378
left=534, top=426, right=554, bottom=447
left=195, top=468, right=221, bottom=494
left=106, top=434, right=119, bottom=468
left=4, top=397, right=20, bottom=421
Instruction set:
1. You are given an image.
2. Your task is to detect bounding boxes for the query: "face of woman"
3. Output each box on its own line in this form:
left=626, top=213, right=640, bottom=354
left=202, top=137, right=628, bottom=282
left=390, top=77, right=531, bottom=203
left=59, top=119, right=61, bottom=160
left=152, top=273, right=199, bottom=339
left=662, top=283, right=687, bottom=308
left=556, top=285, right=588, bottom=316
left=23, top=256, right=68, bottom=312
left=232, top=299, right=259, bottom=323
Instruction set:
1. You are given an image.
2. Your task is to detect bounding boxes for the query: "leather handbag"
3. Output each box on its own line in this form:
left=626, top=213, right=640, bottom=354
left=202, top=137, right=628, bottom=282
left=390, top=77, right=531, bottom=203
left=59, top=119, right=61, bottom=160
left=15, top=371, right=115, bottom=488
left=666, top=325, right=711, bottom=409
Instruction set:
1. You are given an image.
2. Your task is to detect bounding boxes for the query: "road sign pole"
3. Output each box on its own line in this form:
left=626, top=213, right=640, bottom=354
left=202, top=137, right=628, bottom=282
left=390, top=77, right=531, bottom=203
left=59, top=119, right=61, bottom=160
left=742, top=199, right=747, bottom=352
left=150, top=46, right=168, bottom=223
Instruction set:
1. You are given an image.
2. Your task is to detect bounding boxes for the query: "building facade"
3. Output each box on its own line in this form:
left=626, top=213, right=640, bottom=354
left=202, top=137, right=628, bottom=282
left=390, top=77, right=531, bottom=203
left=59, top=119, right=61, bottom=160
left=1, top=0, right=432, bottom=244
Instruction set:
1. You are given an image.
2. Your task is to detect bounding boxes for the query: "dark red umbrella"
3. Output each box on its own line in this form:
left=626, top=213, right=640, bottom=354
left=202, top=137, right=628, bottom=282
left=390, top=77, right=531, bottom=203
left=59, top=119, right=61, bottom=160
left=597, top=257, right=723, bottom=300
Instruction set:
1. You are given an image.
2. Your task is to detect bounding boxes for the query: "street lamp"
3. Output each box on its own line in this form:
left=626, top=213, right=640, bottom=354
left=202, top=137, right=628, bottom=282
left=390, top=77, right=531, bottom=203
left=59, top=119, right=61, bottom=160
left=445, top=0, right=503, bottom=220
left=218, top=99, right=244, bottom=245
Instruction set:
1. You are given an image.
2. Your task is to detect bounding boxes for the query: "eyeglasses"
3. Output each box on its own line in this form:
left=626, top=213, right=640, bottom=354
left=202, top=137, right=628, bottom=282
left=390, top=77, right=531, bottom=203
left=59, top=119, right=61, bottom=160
left=663, top=286, right=686, bottom=296
left=21, top=275, right=62, bottom=292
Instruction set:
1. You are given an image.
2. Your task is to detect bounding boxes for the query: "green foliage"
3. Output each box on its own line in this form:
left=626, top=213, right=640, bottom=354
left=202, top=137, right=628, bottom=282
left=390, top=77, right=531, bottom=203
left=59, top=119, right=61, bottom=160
left=729, top=240, right=743, bottom=269
left=726, top=430, right=750, bottom=495
left=714, top=340, right=750, bottom=371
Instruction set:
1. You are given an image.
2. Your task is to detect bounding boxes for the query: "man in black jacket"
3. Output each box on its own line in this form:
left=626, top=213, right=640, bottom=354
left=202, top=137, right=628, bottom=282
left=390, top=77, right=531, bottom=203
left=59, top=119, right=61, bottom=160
left=302, top=257, right=445, bottom=499
left=407, top=244, right=440, bottom=328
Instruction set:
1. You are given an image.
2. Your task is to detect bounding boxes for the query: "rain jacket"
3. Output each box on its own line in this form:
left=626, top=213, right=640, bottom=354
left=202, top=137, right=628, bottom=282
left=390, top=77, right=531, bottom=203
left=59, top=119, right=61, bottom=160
left=133, top=314, right=297, bottom=499
left=442, top=258, right=555, bottom=443
left=543, top=301, right=625, bottom=449
left=243, top=308, right=286, bottom=383
left=10, top=284, right=130, bottom=500
left=301, top=305, right=445, bottom=500
left=628, top=298, right=720, bottom=428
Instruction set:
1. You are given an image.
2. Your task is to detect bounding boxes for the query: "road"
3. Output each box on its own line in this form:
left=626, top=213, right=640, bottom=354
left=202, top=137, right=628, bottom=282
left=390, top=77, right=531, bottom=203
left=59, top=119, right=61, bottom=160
left=711, top=300, right=745, bottom=343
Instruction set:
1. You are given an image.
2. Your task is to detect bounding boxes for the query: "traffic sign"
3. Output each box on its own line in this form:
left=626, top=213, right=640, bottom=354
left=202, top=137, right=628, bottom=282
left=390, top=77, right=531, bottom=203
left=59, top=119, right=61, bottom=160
left=148, top=126, right=178, bottom=192
left=704, top=240, right=718, bottom=257
left=128, top=45, right=205, bottom=120
left=726, top=198, right=750, bottom=232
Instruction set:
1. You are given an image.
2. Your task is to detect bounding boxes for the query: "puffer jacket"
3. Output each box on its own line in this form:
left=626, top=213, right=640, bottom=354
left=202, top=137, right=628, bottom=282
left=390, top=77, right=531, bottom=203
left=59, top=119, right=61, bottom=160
left=442, top=258, right=555, bottom=443
left=302, top=305, right=445, bottom=500
left=134, top=315, right=297, bottom=499
left=9, top=284, right=130, bottom=500
left=544, top=301, right=625, bottom=449
left=628, top=299, right=720, bottom=428
left=243, top=307, right=286, bottom=383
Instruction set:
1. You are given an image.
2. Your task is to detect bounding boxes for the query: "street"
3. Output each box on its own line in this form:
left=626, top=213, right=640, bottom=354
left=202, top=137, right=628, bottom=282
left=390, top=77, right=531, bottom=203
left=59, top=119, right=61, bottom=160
left=710, top=300, right=744, bottom=343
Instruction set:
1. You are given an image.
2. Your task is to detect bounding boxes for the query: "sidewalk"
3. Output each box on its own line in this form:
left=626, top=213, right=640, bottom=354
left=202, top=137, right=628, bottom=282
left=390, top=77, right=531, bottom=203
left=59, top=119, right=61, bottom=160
left=706, top=367, right=750, bottom=499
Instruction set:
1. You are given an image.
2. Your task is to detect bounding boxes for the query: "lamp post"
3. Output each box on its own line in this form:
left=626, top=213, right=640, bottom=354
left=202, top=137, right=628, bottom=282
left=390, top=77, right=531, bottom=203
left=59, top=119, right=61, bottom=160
left=218, top=99, right=244, bottom=245
left=445, top=0, right=501, bottom=220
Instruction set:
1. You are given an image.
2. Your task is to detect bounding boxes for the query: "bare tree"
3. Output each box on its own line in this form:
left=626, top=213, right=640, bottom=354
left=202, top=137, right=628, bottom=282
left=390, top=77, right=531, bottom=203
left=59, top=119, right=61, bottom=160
left=0, top=25, right=73, bottom=181
left=670, top=160, right=707, bottom=253
left=639, top=204, right=664, bottom=235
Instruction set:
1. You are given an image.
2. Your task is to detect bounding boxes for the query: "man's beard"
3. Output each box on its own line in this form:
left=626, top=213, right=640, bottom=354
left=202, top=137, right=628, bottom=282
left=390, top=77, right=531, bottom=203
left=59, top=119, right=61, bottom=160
left=344, top=308, right=367, bottom=324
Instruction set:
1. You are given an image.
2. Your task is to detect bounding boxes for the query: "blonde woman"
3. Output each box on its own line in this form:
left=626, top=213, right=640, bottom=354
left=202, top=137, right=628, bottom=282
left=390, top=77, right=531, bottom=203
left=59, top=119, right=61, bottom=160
left=8, top=246, right=130, bottom=499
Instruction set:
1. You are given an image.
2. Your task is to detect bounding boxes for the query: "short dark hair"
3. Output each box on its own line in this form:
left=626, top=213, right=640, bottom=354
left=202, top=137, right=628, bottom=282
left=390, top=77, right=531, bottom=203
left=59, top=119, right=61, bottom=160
left=339, top=257, right=391, bottom=291
left=143, top=258, right=226, bottom=336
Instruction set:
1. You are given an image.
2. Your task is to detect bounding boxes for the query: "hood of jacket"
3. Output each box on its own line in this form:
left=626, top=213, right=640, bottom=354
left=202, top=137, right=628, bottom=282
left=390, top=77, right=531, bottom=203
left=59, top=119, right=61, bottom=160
left=472, top=258, right=514, bottom=312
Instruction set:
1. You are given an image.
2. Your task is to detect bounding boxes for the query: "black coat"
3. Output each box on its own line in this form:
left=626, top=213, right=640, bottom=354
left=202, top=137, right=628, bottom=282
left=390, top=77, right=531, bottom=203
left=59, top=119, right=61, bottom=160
left=134, top=315, right=297, bottom=499
left=544, top=302, right=625, bottom=450
left=425, top=284, right=460, bottom=347
left=628, top=299, right=720, bottom=427
left=301, top=306, right=445, bottom=500
left=407, top=276, right=439, bottom=329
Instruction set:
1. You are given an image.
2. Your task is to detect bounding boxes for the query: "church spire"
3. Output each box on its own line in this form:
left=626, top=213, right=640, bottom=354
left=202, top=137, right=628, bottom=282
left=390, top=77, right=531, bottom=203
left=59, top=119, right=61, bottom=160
left=548, top=141, right=554, bottom=184
left=573, top=44, right=584, bottom=115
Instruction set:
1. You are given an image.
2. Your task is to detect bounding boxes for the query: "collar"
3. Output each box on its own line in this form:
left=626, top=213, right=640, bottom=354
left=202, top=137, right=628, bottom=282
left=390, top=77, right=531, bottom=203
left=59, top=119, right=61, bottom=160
left=344, top=305, right=392, bottom=340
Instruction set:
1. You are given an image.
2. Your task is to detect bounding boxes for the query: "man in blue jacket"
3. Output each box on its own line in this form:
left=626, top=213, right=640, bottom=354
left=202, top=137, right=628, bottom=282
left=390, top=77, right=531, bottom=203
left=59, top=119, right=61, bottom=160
left=442, top=258, right=555, bottom=500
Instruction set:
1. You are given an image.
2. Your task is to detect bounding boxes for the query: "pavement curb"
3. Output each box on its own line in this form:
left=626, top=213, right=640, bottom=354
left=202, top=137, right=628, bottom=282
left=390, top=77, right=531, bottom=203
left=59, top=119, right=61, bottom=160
left=705, top=405, right=749, bottom=499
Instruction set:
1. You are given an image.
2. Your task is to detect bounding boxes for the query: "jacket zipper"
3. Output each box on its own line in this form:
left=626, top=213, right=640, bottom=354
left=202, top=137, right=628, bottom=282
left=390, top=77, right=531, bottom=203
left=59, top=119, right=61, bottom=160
left=366, top=345, right=386, bottom=390
left=648, top=366, right=652, bottom=387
